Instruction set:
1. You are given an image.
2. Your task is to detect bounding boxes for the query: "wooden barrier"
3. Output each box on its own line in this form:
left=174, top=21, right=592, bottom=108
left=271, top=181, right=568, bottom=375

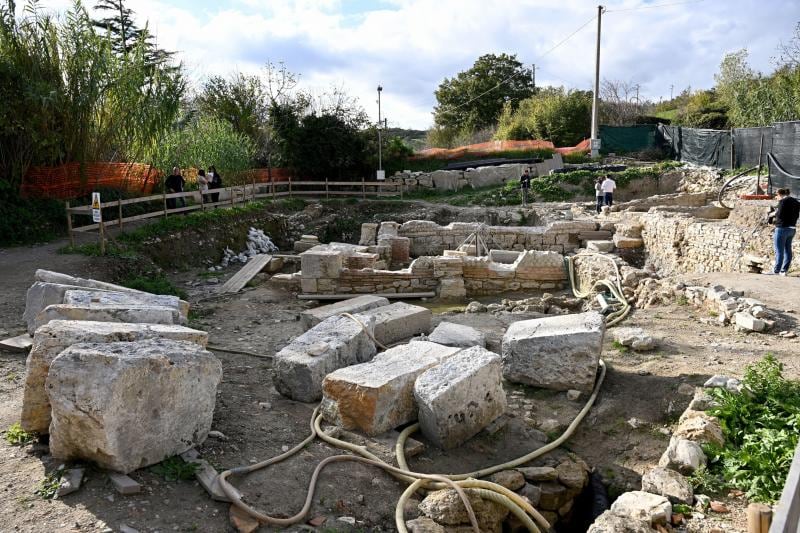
left=770, top=440, right=800, bottom=532
left=65, top=180, right=404, bottom=250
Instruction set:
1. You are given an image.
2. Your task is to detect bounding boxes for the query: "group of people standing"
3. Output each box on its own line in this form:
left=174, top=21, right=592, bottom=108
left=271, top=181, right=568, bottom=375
left=594, top=175, right=617, bottom=213
left=164, top=166, right=223, bottom=209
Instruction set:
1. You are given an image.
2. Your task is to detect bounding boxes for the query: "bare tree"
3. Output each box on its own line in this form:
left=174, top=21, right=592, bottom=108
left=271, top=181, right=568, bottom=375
left=777, top=22, right=800, bottom=68
left=599, top=79, right=653, bottom=125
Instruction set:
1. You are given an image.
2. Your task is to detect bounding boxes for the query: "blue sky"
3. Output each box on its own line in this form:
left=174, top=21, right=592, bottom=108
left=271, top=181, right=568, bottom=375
left=29, top=0, right=800, bottom=129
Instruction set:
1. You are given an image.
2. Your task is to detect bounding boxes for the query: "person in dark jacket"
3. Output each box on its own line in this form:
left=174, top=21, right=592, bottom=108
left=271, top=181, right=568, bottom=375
left=768, top=188, right=799, bottom=275
left=208, top=166, right=222, bottom=204
left=164, top=167, right=185, bottom=209
left=519, top=168, right=531, bottom=207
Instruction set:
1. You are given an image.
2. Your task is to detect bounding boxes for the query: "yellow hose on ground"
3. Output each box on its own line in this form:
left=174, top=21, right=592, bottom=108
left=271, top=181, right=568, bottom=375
left=565, top=253, right=632, bottom=326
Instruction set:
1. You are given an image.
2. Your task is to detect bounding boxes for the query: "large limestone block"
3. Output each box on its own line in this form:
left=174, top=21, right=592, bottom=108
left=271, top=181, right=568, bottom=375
left=22, top=320, right=208, bottom=434
left=34, top=304, right=182, bottom=332
left=414, top=346, right=506, bottom=449
left=47, top=339, right=222, bottom=473
left=299, top=295, right=390, bottom=330
left=33, top=270, right=189, bottom=317
left=272, top=315, right=377, bottom=402
left=427, top=321, right=486, bottom=348
left=430, top=170, right=459, bottom=191
left=355, top=302, right=432, bottom=346
left=501, top=312, right=605, bottom=392
left=320, top=341, right=461, bottom=435
left=641, top=467, right=693, bottom=505
left=63, top=289, right=182, bottom=313
left=359, top=223, right=379, bottom=246
left=24, top=282, right=104, bottom=335
left=300, top=248, right=343, bottom=279
left=587, top=510, right=654, bottom=533
left=609, top=491, right=671, bottom=526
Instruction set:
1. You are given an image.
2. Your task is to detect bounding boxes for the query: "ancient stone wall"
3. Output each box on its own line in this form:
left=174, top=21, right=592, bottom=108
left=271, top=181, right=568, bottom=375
left=392, top=219, right=600, bottom=257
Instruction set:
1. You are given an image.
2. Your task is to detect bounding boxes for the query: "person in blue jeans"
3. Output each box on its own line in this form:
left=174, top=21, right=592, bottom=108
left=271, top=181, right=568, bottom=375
left=769, top=188, right=799, bottom=275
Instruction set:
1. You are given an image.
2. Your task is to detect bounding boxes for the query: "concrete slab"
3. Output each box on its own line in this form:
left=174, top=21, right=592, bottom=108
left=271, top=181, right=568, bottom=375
left=355, top=302, right=432, bottom=346
left=272, top=315, right=377, bottom=402
left=34, top=303, right=182, bottom=332
left=320, top=341, right=461, bottom=435
left=414, top=346, right=506, bottom=449
left=63, top=289, right=183, bottom=318
left=0, top=333, right=33, bottom=353
left=501, top=312, right=605, bottom=392
left=300, top=295, right=390, bottom=330
left=21, top=320, right=207, bottom=434
left=427, top=321, right=486, bottom=348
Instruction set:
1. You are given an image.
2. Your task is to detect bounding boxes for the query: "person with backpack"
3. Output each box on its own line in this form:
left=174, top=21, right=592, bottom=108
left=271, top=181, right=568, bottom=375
left=767, top=188, right=799, bottom=276
left=208, top=166, right=222, bottom=204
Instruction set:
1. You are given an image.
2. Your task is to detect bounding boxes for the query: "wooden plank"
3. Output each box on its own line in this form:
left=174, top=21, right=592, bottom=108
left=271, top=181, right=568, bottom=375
left=0, top=334, right=33, bottom=353
left=219, top=254, right=272, bottom=293
left=297, top=292, right=435, bottom=300
left=771, top=439, right=800, bottom=532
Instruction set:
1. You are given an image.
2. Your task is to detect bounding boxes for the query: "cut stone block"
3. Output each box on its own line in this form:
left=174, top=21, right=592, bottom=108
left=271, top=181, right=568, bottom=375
left=272, top=314, right=377, bottom=402
left=427, top=321, right=486, bottom=348
left=300, top=247, right=343, bottom=278
left=47, top=339, right=222, bottom=473
left=24, top=282, right=104, bottom=335
left=734, top=312, right=765, bottom=332
left=414, top=346, right=506, bottom=449
left=63, top=290, right=183, bottom=322
left=109, top=473, right=142, bottom=495
left=501, top=312, right=605, bottom=392
left=300, top=295, right=390, bottom=330
left=359, top=223, right=379, bottom=246
left=320, top=341, right=461, bottom=435
left=32, top=270, right=189, bottom=318
left=585, top=240, right=615, bottom=253
left=34, top=303, right=182, bottom=332
left=355, top=302, right=432, bottom=346
left=22, top=320, right=208, bottom=434
left=613, top=235, right=644, bottom=249
left=487, top=249, right=521, bottom=264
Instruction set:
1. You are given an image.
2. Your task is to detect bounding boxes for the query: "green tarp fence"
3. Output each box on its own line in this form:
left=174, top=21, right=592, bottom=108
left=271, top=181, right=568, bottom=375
left=599, top=125, right=658, bottom=154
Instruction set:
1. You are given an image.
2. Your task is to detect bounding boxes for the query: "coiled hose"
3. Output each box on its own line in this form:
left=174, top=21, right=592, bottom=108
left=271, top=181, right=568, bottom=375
left=216, top=357, right=608, bottom=532
left=565, top=253, right=631, bottom=327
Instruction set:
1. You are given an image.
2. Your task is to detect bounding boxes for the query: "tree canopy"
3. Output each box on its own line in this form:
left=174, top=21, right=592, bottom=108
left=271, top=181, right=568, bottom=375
left=433, top=53, right=535, bottom=134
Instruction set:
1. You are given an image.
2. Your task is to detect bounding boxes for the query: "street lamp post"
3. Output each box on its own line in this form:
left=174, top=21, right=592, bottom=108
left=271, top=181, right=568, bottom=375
left=377, top=85, right=383, bottom=178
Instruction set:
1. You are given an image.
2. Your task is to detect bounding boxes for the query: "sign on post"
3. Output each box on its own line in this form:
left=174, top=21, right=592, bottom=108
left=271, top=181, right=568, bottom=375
left=376, top=170, right=386, bottom=181
left=91, top=192, right=102, bottom=223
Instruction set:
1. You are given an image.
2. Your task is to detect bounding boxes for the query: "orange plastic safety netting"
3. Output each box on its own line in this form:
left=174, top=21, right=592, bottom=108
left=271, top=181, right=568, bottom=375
left=21, top=162, right=161, bottom=199
left=414, top=138, right=589, bottom=160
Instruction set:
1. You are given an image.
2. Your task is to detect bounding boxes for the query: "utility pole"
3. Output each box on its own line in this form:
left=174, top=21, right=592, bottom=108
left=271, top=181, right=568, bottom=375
left=635, top=84, right=640, bottom=104
left=531, top=63, right=536, bottom=91
left=590, top=5, right=604, bottom=158
left=377, top=85, right=383, bottom=179
left=670, top=84, right=674, bottom=100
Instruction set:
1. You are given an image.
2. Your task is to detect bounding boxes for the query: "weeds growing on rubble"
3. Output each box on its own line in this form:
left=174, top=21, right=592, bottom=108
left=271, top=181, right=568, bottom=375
left=150, top=456, right=200, bottom=481
left=4, top=422, right=35, bottom=445
left=704, top=355, right=800, bottom=502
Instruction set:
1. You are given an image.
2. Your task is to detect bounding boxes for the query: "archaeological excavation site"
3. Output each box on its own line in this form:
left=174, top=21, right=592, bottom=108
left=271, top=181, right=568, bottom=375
left=1, top=159, right=800, bottom=533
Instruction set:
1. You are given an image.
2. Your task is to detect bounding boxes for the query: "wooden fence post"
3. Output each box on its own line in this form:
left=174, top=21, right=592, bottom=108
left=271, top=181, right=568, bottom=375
left=162, top=188, right=167, bottom=218
left=747, top=503, right=772, bottom=533
left=361, top=177, right=365, bottom=199
left=118, top=198, right=123, bottom=229
left=230, top=186, right=235, bottom=207
left=99, top=220, right=106, bottom=255
left=65, top=201, right=74, bottom=247
left=325, top=178, right=329, bottom=200
left=289, top=178, right=293, bottom=198
left=271, top=176, right=275, bottom=200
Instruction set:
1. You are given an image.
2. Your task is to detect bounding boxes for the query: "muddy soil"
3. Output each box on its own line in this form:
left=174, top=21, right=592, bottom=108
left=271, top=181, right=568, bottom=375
left=1, top=240, right=799, bottom=533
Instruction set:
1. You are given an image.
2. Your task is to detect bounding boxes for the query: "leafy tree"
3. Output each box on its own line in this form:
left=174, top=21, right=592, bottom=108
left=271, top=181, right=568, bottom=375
left=675, top=89, right=729, bottom=129
left=495, top=87, right=591, bottom=146
left=433, top=53, right=535, bottom=134
left=197, top=73, right=268, bottom=163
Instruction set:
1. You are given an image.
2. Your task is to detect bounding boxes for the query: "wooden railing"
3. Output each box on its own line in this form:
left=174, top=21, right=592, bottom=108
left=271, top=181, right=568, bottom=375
left=65, top=178, right=405, bottom=249
left=770, top=440, right=800, bottom=532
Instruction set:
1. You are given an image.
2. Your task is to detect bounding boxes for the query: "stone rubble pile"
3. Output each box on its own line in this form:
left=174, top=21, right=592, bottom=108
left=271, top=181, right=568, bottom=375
left=210, top=227, right=279, bottom=269
left=465, top=293, right=586, bottom=315
left=19, top=271, right=221, bottom=475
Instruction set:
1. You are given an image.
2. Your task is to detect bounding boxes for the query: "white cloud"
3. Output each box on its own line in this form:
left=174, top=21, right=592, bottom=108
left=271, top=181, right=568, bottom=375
left=23, top=0, right=800, bottom=129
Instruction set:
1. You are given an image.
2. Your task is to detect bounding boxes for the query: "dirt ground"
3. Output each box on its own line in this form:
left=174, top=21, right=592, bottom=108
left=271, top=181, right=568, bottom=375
left=0, top=240, right=798, bottom=533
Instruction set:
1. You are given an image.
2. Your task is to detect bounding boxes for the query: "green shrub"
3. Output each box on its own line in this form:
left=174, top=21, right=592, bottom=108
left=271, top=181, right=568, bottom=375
left=704, top=355, right=800, bottom=502
left=0, top=183, right=65, bottom=246
left=4, top=422, right=35, bottom=445
left=150, top=456, right=199, bottom=481
left=120, top=275, right=187, bottom=299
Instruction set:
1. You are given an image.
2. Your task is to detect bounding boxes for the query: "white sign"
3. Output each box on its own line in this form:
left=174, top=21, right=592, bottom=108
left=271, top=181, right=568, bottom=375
left=376, top=170, right=386, bottom=181
left=591, top=138, right=602, bottom=150
left=91, top=192, right=102, bottom=223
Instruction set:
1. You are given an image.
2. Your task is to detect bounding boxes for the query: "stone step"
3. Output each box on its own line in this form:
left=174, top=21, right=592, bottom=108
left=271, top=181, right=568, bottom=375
left=299, top=295, right=390, bottom=330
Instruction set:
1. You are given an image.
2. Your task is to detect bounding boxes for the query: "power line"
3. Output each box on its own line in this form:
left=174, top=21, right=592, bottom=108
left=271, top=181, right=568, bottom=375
left=605, top=0, right=705, bottom=14
left=438, top=14, right=597, bottom=115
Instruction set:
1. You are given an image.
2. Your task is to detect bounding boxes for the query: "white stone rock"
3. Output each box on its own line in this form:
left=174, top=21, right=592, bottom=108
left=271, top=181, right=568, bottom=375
left=501, top=312, right=605, bottom=392
left=427, top=321, right=486, bottom=348
left=21, top=320, right=208, bottom=434
left=703, top=375, right=730, bottom=388
left=299, top=295, right=390, bottom=330
left=34, top=304, right=182, bottom=332
left=320, top=341, right=461, bottom=435
left=586, top=240, right=615, bottom=253
left=272, top=314, right=377, bottom=402
left=587, top=510, right=654, bottom=533
left=612, top=327, right=657, bottom=351
left=47, top=339, right=222, bottom=473
left=658, top=437, right=707, bottom=475
left=414, top=346, right=506, bottom=449
left=734, top=312, right=765, bottom=332
left=641, top=467, right=693, bottom=505
left=299, top=247, right=343, bottom=279
left=610, top=491, right=671, bottom=525
left=355, top=302, right=432, bottom=346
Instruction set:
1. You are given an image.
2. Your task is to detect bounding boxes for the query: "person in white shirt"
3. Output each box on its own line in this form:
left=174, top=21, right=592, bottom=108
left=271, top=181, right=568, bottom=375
left=601, top=175, right=617, bottom=207
left=594, top=176, right=604, bottom=213
left=197, top=168, right=210, bottom=204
